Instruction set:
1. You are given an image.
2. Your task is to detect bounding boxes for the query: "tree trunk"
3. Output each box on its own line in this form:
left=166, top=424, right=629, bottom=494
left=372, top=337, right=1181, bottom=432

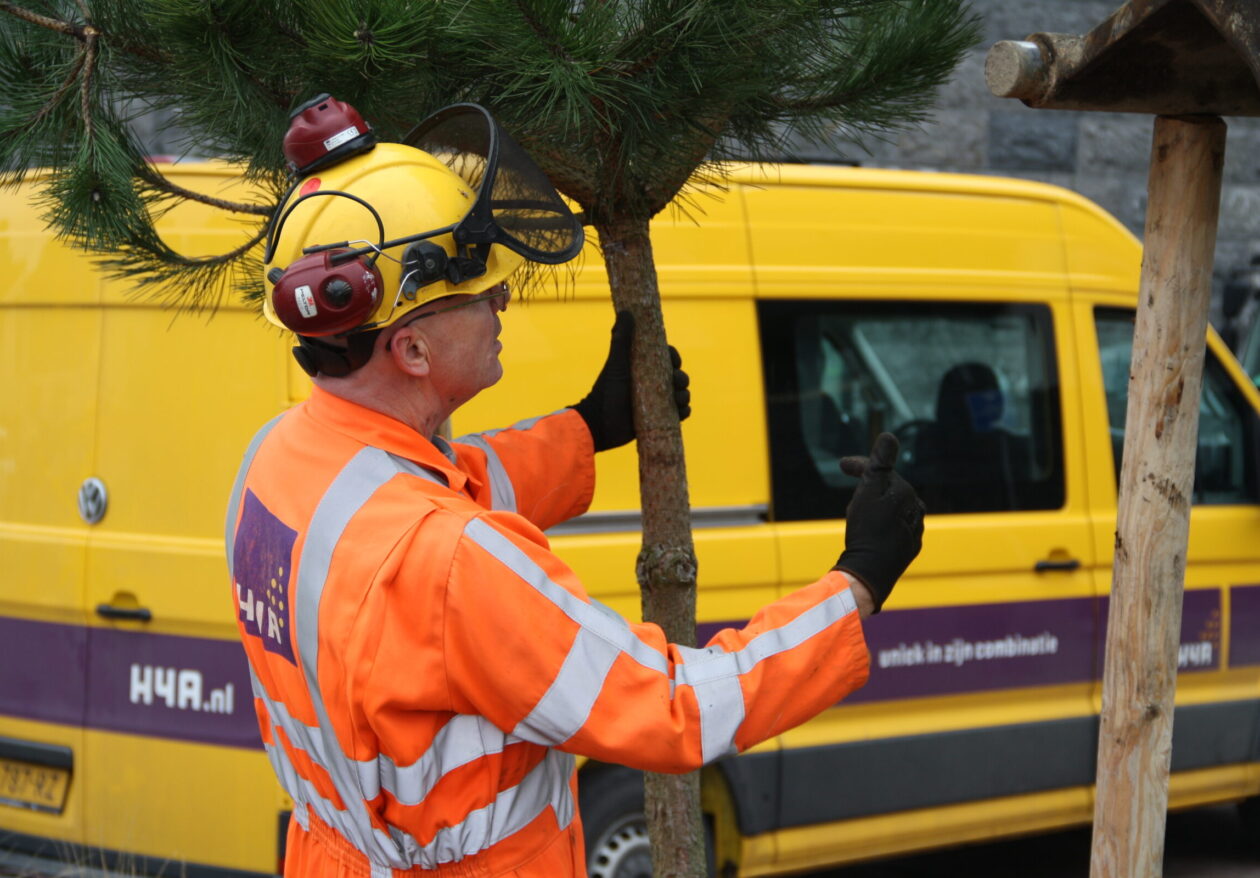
left=1088, top=115, right=1226, bottom=878
left=595, top=214, right=706, bottom=878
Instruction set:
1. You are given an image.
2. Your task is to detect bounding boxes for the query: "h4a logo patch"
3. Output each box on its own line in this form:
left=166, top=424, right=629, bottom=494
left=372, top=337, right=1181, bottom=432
left=233, top=489, right=298, bottom=666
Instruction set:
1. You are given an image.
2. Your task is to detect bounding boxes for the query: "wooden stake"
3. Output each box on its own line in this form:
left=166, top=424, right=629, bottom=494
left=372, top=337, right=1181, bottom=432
left=1089, top=115, right=1226, bottom=878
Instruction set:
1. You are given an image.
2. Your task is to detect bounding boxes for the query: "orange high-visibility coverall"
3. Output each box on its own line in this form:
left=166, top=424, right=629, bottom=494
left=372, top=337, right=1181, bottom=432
left=227, top=386, right=870, bottom=877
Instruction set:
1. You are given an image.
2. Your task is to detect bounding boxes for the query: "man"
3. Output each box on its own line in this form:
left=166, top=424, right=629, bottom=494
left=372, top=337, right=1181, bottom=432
left=228, top=98, right=924, bottom=877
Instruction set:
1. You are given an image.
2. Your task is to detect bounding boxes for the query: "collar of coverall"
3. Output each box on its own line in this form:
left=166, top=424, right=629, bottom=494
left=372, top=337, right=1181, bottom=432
left=304, top=385, right=479, bottom=495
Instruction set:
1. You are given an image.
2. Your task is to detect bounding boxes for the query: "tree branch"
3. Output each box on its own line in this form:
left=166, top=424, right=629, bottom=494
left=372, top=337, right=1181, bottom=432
left=79, top=26, right=98, bottom=140
left=613, top=43, right=666, bottom=81
left=165, top=221, right=268, bottom=268
left=29, top=43, right=86, bottom=127
left=1, top=2, right=171, bottom=66
left=773, top=88, right=870, bottom=115
left=111, top=221, right=268, bottom=277
left=0, top=1, right=87, bottom=38
left=137, top=165, right=275, bottom=216
left=510, top=0, right=575, bottom=64
left=642, top=113, right=727, bottom=213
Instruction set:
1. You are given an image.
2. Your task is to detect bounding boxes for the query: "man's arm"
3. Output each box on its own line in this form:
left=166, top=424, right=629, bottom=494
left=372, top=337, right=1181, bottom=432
left=451, top=311, right=689, bottom=531
left=833, top=433, right=926, bottom=614
left=374, top=434, right=918, bottom=779
left=439, top=511, right=871, bottom=774
left=570, top=311, right=690, bottom=453
left=451, top=408, right=595, bottom=530
left=851, top=578, right=877, bottom=618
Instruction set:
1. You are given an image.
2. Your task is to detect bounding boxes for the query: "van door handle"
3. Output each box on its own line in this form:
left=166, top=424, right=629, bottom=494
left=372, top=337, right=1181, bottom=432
left=1034, top=558, right=1080, bottom=573
left=95, top=603, right=153, bottom=622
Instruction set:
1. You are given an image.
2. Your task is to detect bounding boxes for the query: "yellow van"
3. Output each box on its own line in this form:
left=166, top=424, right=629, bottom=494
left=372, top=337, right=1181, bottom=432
left=2, top=161, right=1258, bottom=877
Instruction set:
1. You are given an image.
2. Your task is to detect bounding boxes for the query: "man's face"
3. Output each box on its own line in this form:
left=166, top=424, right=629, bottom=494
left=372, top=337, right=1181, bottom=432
left=402, top=283, right=511, bottom=407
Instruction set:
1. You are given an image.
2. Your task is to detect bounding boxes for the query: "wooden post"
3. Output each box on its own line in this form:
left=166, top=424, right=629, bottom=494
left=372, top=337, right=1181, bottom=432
left=1089, top=115, right=1226, bottom=878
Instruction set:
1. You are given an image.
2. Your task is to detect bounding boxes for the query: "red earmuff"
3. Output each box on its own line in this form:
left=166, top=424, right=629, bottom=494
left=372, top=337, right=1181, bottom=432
left=268, top=249, right=382, bottom=337
left=283, top=94, right=377, bottom=176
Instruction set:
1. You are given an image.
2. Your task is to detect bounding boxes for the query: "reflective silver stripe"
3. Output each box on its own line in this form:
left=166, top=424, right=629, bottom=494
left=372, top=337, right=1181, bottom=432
left=258, top=668, right=560, bottom=860
left=252, top=671, right=332, bottom=772
left=225, top=413, right=286, bottom=573
left=248, top=442, right=578, bottom=867
left=255, top=666, right=448, bottom=864
left=251, top=668, right=402, bottom=853
left=454, top=434, right=517, bottom=512
left=464, top=518, right=670, bottom=680
left=463, top=517, right=673, bottom=745
left=546, top=504, right=769, bottom=536
left=674, top=587, right=860, bottom=763
left=260, top=663, right=524, bottom=812
left=387, top=452, right=448, bottom=487
left=430, top=435, right=459, bottom=467
left=387, top=749, right=575, bottom=869
left=227, top=415, right=307, bottom=840
left=453, top=411, right=566, bottom=512
left=674, top=644, right=745, bottom=763
left=464, top=411, right=555, bottom=441
left=364, top=714, right=525, bottom=807
left=297, top=447, right=415, bottom=867
left=513, top=626, right=621, bottom=744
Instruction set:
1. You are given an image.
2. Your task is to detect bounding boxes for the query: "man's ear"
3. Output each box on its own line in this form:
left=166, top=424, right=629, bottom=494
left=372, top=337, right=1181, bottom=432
left=387, top=324, right=431, bottom=377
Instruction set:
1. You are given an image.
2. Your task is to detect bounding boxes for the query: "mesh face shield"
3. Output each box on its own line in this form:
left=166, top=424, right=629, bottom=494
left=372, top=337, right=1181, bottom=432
left=404, top=104, right=584, bottom=266
left=262, top=102, right=581, bottom=358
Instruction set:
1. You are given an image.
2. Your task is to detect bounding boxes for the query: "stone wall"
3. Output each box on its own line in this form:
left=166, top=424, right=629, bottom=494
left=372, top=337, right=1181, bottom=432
left=784, top=0, right=1260, bottom=328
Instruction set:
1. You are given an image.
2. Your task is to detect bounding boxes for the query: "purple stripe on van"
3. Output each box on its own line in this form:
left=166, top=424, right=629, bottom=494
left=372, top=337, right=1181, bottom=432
left=1096, top=589, right=1222, bottom=673
left=0, top=616, right=87, bottom=726
left=697, top=597, right=1097, bottom=703
left=1175, top=589, right=1223, bottom=671
left=697, top=589, right=1228, bottom=704
left=1230, top=584, right=1260, bottom=666
left=0, top=615, right=260, bottom=749
left=86, top=627, right=260, bottom=749
left=845, top=597, right=1097, bottom=703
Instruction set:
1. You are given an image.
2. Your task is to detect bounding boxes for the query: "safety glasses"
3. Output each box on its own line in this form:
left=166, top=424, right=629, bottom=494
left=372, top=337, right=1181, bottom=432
left=397, top=283, right=510, bottom=326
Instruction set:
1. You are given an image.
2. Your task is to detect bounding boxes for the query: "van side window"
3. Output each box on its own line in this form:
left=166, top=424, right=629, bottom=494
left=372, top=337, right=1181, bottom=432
left=1095, top=308, right=1259, bottom=504
left=758, top=300, right=1065, bottom=519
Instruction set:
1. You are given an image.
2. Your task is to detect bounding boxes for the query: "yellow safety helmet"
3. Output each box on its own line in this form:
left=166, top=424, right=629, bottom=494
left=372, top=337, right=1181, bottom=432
left=262, top=101, right=583, bottom=375
left=263, top=143, right=524, bottom=335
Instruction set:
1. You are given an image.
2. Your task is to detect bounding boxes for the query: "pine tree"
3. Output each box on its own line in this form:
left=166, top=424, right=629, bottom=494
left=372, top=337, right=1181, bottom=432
left=0, top=2, right=979, bottom=874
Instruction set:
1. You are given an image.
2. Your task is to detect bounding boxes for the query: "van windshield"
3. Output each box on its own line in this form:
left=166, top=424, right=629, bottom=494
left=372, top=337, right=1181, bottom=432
left=758, top=300, right=1064, bottom=519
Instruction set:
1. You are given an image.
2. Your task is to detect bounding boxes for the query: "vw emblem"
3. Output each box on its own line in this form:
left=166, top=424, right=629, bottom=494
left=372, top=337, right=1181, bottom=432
left=77, top=477, right=108, bottom=525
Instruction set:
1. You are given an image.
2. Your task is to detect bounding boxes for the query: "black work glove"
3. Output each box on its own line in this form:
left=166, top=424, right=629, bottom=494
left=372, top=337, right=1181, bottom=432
left=572, top=311, right=691, bottom=452
left=833, top=433, right=925, bottom=613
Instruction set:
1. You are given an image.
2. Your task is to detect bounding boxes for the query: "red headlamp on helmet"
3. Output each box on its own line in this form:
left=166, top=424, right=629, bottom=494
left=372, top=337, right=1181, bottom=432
left=283, top=94, right=378, bottom=176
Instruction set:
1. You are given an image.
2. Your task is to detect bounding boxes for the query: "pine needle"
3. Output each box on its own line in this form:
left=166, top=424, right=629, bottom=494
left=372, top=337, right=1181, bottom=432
left=0, top=0, right=980, bottom=312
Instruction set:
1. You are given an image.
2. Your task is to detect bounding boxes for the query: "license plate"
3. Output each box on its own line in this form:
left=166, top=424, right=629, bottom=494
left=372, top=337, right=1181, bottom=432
left=0, top=756, right=70, bottom=814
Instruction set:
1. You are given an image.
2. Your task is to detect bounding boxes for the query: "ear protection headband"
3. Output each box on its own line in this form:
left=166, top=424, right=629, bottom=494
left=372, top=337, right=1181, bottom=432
left=262, top=185, right=495, bottom=340
left=263, top=95, right=390, bottom=339
left=263, top=99, right=584, bottom=346
left=264, top=190, right=387, bottom=338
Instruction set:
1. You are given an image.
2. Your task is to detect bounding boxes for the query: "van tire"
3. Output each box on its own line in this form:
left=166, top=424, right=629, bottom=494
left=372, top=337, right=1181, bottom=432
left=581, top=766, right=651, bottom=878
left=1240, top=795, right=1260, bottom=852
left=580, top=766, right=715, bottom=878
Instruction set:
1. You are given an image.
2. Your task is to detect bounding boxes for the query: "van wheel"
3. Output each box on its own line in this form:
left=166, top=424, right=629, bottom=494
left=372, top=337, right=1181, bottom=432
left=580, top=766, right=717, bottom=878
left=581, top=766, right=652, bottom=878
left=1241, top=795, right=1260, bottom=852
